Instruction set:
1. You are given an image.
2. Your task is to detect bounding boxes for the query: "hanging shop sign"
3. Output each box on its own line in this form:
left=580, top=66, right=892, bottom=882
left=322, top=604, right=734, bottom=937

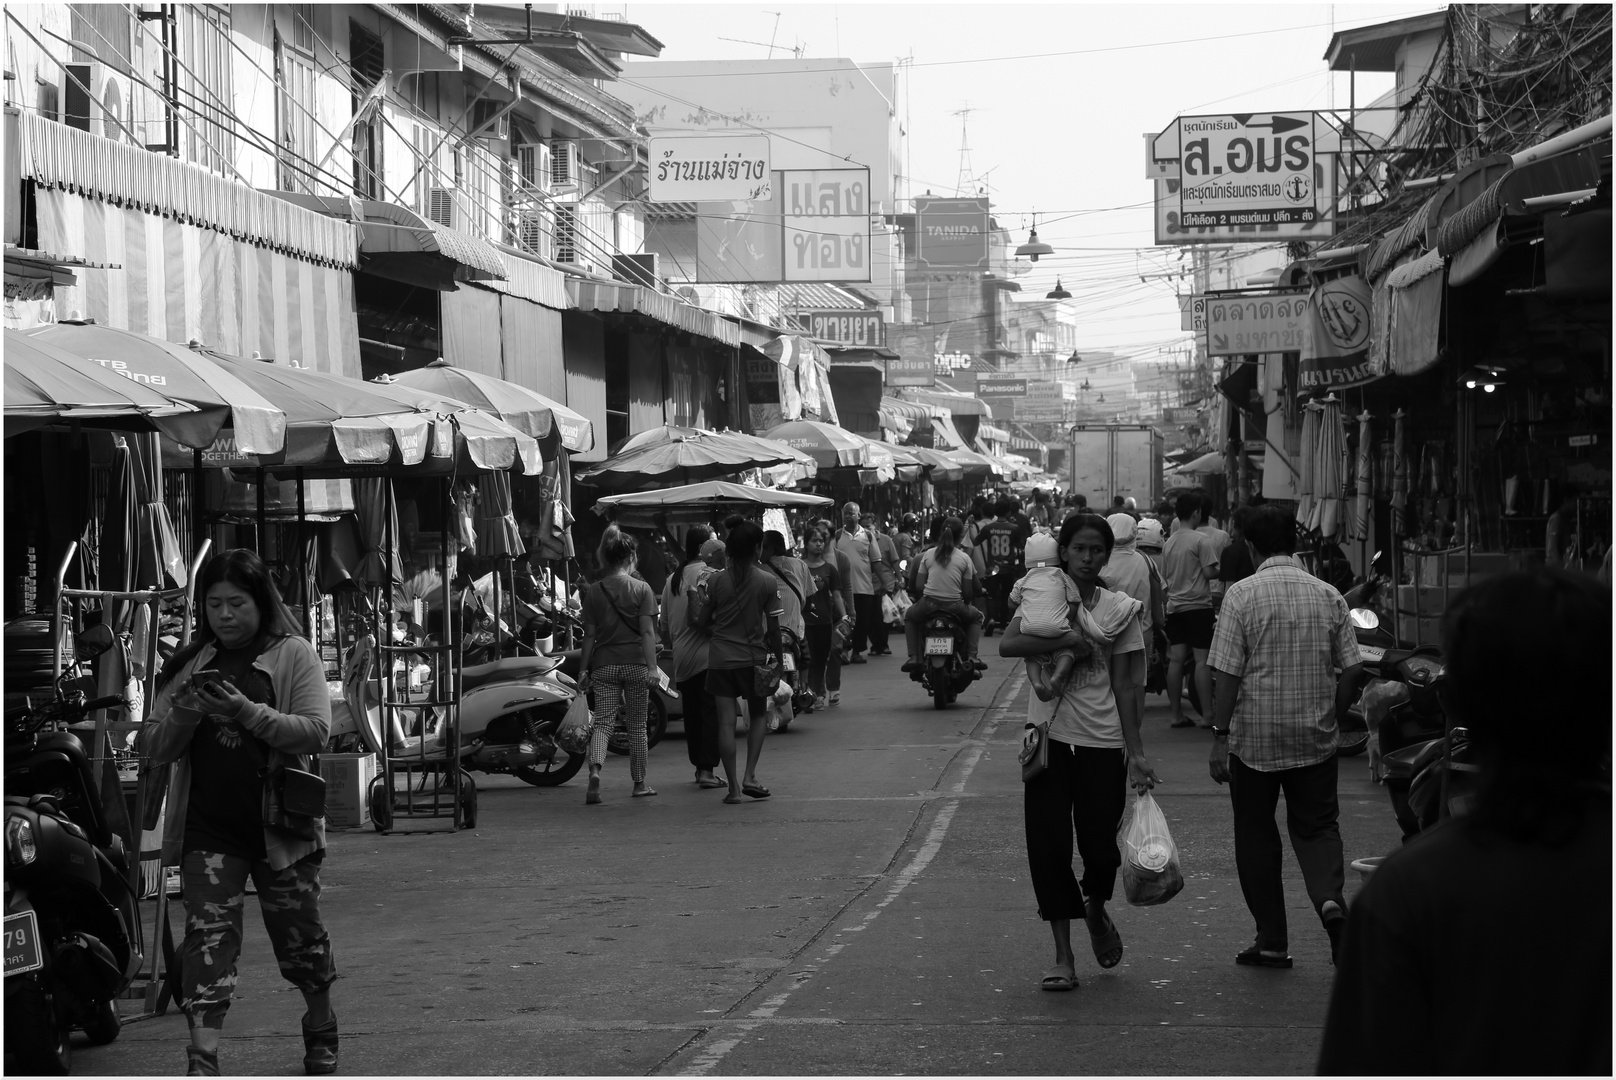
left=913, top=196, right=990, bottom=269
left=1015, top=381, right=1075, bottom=421
left=887, top=323, right=937, bottom=386
left=798, top=309, right=884, bottom=346
left=976, top=376, right=1028, bottom=397
left=696, top=168, right=871, bottom=283
left=1299, top=273, right=1379, bottom=391
left=648, top=135, right=772, bottom=202
left=1181, top=294, right=1205, bottom=331
left=1204, top=293, right=1308, bottom=357
left=1167, top=113, right=1319, bottom=228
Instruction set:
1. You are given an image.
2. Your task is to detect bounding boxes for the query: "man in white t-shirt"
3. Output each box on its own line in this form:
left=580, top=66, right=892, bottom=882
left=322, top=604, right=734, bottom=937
left=835, top=501, right=882, bottom=665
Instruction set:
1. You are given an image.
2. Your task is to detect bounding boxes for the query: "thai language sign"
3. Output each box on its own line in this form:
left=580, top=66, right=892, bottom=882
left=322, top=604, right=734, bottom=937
left=914, top=196, right=990, bottom=269
left=887, top=324, right=937, bottom=386
left=1203, top=293, right=1308, bottom=357
left=696, top=168, right=871, bottom=283
left=1015, top=381, right=1075, bottom=420
left=1173, top=113, right=1319, bottom=228
left=798, top=310, right=884, bottom=347
left=1299, top=274, right=1379, bottom=390
left=648, top=135, right=771, bottom=202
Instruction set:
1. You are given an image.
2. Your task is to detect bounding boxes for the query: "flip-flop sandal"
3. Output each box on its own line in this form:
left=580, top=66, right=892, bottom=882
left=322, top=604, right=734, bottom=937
left=1234, top=944, right=1294, bottom=969
left=697, top=777, right=727, bottom=789
left=632, top=787, right=658, bottom=798
left=722, top=793, right=744, bottom=805
left=741, top=783, right=771, bottom=800
left=1040, top=964, right=1077, bottom=992
left=1087, top=909, right=1124, bottom=968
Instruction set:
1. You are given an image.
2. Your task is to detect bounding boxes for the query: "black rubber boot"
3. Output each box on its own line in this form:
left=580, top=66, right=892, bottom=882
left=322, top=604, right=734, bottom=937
left=186, top=1046, right=221, bottom=1077
left=302, top=1013, right=339, bottom=1075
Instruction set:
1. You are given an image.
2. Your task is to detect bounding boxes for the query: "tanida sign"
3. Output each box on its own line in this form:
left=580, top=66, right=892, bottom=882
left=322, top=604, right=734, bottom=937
left=1175, top=113, right=1318, bottom=228
left=914, top=196, right=989, bottom=269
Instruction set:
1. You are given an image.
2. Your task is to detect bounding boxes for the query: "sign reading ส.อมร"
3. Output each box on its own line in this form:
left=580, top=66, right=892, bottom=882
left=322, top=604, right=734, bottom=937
left=1203, top=293, right=1309, bottom=356
left=1173, top=113, right=1319, bottom=228
left=648, top=135, right=771, bottom=202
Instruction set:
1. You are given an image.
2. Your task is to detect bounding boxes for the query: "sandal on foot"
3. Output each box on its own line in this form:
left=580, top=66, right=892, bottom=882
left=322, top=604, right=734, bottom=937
left=1040, top=963, right=1077, bottom=992
left=585, top=775, right=602, bottom=805
left=632, top=786, right=658, bottom=798
left=741, top=783, right=771, bottom=800
left=696, top=776, right=727, bottom=789
left=1086, top=906, right=1124, bottom=968
left=1234, top=943, right=1293, bottom=969
left=302, top=1012, right=339, bottom=1075
left=722, top=793, right=744, bottom=804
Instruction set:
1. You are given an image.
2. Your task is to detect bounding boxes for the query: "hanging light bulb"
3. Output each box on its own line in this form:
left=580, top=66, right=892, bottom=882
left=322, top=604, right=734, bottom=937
left=1046, top=278, right=1072, bottom=300
left=1015, top=216, right=1054, bottom=262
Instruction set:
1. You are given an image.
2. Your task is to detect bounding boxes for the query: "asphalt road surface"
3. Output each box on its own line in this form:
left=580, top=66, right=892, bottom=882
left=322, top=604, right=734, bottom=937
left=68, top=649, right=1404, bottom=1076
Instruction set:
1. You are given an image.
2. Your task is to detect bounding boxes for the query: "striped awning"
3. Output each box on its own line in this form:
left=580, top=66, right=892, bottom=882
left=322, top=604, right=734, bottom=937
left=978, top=423, right=1010, bottom=443
left=880, top=396, right=939, bottom=423
left=897, top=386, right=992, bottom=418
left=567, top=277, right=740, bottom=348
left=1010, top=421, right=1047, bottom=452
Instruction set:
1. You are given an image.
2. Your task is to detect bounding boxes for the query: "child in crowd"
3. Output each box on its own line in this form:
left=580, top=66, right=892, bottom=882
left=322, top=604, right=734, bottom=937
left=1010, top=533, right=1086, bottom=701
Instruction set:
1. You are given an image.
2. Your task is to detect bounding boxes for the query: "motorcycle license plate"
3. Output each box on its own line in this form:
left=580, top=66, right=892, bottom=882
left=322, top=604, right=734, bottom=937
left=779, top=653, right=796, bottom=672
left=4, top=910, right=43, bottom=976
left=925, top=637, right=953, bottom=656
left=1359, top=645, right=1386, bottom=662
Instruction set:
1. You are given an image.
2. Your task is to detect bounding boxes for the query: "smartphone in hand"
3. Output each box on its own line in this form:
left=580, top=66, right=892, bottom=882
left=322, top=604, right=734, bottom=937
left=190, top=669, right=224, bottom=694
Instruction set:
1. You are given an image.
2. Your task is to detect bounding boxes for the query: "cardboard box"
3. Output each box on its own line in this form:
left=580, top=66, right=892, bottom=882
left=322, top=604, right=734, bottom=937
left=319, top=753, right=377, bottom=828
left=1396, top=613, right=1445, bottom=647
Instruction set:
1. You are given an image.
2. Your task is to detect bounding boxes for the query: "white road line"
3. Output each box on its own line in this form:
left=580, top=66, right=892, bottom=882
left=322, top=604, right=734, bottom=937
left=676, top=669, right=1026, bottom=1076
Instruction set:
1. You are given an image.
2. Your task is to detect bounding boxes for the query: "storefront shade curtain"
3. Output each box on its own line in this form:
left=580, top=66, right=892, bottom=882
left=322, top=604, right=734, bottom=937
left=441, top=285, right=505, bottom=379
left=35, top=188, right=360, bottom=377
left=499, top=295, right=566, bottom=402
left=563, top=313, right=608, bottom=464
left=628, top=333, right=665, bottom=435
left=1386, top=251, right=1446, bottom=377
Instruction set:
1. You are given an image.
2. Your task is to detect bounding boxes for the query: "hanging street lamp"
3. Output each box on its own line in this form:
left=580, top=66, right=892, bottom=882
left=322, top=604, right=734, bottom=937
left=1015, top=217, right=1054, bottom=262
left=1046, top=278, right=1071, bottom=300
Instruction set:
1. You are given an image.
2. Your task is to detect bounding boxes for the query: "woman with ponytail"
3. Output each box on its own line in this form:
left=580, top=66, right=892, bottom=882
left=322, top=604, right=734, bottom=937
left=578, top=525, right=660, bottom=804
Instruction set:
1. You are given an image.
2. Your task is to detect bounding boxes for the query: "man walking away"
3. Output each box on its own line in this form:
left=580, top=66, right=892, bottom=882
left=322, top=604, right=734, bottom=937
left=835, top=501, right=880, bottom=665
left=862, top=512, right=899, bottom=656
left=976, top=498, right=1024, bottom=634
left=1162, top=492, right=1221, bottom=727
left=1206, top=506, right=1362, bottom=969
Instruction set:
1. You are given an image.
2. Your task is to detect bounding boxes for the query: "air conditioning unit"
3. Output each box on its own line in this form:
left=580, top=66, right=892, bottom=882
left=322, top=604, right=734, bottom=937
left=553, top=203, right=590, bottom=269
left=514, top=209, right=550, bottom=259
left=515, top=143, right=552, bottom=195
left=60, top=61, right=126, bottom=140
left=613, top=253, right=660, bottom=290
left=427, top=187, right=457, bottom=228
left=551, top=141, right=581, bottom=192
left=469, top=99, right=509, bottom=142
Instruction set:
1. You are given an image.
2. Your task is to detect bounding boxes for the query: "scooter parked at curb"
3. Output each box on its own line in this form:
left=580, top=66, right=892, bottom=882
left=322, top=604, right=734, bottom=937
left=5, top=644, right=142, bottom=1074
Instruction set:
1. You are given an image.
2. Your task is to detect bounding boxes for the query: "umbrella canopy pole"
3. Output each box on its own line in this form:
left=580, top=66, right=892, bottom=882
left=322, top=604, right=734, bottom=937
left=297, top=468, right=309, bottom=641
left=193, top=450, right=205, bottom=562
left=441, top=477, right=462, bottom=829
left=256, top=467, right=267, bottom=557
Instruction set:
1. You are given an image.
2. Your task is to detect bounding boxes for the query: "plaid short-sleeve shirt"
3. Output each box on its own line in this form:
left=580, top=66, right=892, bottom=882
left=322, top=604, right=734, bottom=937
left=1207, top=555, right=1362, bottom=771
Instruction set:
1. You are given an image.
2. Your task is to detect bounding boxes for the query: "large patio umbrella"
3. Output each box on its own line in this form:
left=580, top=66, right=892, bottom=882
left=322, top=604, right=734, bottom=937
left=1178, top=450, right=1226, bottom=475
left=594, top=480, right=833, bottom=527
left=364, top=374, right=542, bottom=476
left=906, top=446, right=964, bottom=483
left=762, top=420, right=886, bottom=470
left=614, top=424, right=817, bottom=473
left=1390, top=409, right=1409, bottom=537
left=576, top=428, right=806, bottom=491
left=27, top=322, right=285, bottom=454
left=1295, top=401, right=1320, bottom=529
left=388, top=358, right=594, bottom=454
left=1310, top=395, right=1346, bottom=542
left=941, top=448, right=1004, bottom=479
left=4, top=330, right=209, bottom=444
left=1350, top=410, right=1374, bottom=541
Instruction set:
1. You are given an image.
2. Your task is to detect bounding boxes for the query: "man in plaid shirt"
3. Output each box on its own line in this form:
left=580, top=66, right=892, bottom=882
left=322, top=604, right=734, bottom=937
left=1205, top=506, right=1364, bottom=969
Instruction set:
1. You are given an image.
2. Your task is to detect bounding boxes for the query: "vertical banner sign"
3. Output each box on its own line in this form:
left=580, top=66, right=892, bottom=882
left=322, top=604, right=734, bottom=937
left=887, top=323, right=937, bottom=386
left=648, top=135, right=772, bottom=202
left=1299, top=274, right=1378, bottom=390
left=913, top=196, right=990, bottom=269
left=1173, top=113, right=1319, bottom=228
left=696, top=168, right=871, bottom=283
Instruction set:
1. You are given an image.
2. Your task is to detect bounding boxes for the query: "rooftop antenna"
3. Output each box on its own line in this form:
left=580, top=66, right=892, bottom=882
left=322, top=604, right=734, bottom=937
left=951, top=104, right=975, bottom=197
left=717, top=13, right=805, bottom=59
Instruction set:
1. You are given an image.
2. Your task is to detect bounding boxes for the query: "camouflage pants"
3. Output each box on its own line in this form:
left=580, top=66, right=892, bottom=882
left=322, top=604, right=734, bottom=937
left=179, top=850, right=337, bottom=1030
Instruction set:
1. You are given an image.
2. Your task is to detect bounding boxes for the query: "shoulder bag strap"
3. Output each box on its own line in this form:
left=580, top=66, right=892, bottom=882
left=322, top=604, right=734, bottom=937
left=767, top=558, right=806, bottom=608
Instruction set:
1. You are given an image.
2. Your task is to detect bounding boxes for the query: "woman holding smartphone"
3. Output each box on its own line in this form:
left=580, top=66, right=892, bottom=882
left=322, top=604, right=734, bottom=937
left=141, top=549, right=337, bottom=1077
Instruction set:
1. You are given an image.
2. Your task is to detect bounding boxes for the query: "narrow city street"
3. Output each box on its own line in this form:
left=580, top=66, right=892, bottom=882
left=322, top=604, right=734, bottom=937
left=76, top=653, right=1404, bottom=1077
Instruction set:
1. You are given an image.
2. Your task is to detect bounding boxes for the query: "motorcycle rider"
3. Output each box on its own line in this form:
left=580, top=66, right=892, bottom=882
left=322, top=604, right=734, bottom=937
left=901, top=516, right=986, bottom=675
left=975, top=498, right=1026, bottom=634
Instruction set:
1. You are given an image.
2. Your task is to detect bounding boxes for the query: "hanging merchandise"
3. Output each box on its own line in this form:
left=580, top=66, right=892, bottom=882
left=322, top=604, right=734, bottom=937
left=452, top=481, right=479, bottom=555
left=1391, top=410, right=1409, bottom=537
left=1350, top=411, right=1374, bottom=542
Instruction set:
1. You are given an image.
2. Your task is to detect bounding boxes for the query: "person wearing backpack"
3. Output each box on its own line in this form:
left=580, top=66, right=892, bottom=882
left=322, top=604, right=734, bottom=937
left=578, top=526, right=660, bottom=805
left=661, top=528, right=725, bottom=789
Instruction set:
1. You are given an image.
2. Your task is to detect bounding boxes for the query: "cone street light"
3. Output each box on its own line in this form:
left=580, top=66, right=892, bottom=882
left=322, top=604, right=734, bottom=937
left=1016, top=217, right=1054, bottom=262
left=1046, top=278, right=1071, bottom=300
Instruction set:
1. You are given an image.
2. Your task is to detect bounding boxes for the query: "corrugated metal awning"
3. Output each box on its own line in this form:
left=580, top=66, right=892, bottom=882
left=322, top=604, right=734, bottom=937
left=567, top=277, right=740, bottom=348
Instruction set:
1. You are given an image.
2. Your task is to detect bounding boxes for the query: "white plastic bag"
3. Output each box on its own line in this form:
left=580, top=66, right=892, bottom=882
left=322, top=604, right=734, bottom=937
left=1120, top=791, right=1184, bottom=907
left=881, top=592, right=901, bottom=626
left=555, top=692, right=592, bottom=755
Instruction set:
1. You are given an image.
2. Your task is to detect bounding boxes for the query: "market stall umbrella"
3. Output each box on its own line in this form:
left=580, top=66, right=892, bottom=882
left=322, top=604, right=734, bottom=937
left=388, top=358, right=594, bottom=454
left=4, top=329, right=209, bottom=444
left=941, top=448, right=1004, bottom=479
left=1391, top=409, right=1409, bottom=537
left=27, top=322, right=285, bottom=454
left=1177, top=450, right=1226, bottom=476
left=760, top=420, right=881, bottom=470
left=1350, top=411, right=1374, bottom=541
left=1295, top=402, right=1320, bottom=529
left=1310, top=395, right=1347, bottom=542
left=576, top=428, right=805, bottom=491
left=906, top=446, right=964, bottom=483
left=613, top=424, right=817, bottom=475
left=352, top=477, right=403, bottom=588
left=593, top=481, right=833, bottom=527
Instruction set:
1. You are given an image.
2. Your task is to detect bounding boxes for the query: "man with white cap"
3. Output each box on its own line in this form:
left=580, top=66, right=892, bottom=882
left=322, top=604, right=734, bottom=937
left=1102, top=514, right=1163, bottom=721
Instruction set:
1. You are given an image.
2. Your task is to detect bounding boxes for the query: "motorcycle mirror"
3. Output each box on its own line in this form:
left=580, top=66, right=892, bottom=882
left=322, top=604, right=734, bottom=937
left=1349, top=607, right=1380, bottom=630
left=77, top=623, right=115, bottom=660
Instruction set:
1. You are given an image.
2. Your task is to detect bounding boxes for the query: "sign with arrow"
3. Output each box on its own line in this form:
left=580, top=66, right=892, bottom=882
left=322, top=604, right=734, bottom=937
left=1203, top=293, right=1308, bottom=356
left=1174, top=112, right=1319, bottom=228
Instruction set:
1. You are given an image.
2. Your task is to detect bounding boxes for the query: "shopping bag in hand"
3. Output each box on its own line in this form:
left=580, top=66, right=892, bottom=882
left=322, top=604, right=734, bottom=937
left=880, top=593, right=901, bottom=626
left=1120, top=791, right=1184, bottom=907
left=556, top=693, right=592, bottom=755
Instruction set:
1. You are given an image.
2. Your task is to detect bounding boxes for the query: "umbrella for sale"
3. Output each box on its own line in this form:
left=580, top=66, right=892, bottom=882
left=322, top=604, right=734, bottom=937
left=577, top=428, right=805, bottom=491
left=28, top=321, right=286, bottom=454
left=761, top=420, right=884, bottom=470
left=4, top=330, right=209, bottom=444
left=1390, top=409, right=1408, bottom=537
left=1310, top=395, right=1346, bottom=542
left=1350, top=411, right=1374, bottom=542
left=1295, top=401, right=1320, bottom=529
left=388, top=358, right=594, bottom=454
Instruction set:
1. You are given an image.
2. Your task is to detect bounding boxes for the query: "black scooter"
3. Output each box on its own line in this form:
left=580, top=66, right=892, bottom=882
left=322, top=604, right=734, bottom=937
left=5, top=646, right=143, bottom=1074
left=912, top=609, right=981, bottom=709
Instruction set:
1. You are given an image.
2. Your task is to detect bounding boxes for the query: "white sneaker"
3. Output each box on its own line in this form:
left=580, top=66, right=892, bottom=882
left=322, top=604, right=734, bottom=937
left=828, top=692, right=841, bottom=707
left=812, top=695, right=828, bottom=712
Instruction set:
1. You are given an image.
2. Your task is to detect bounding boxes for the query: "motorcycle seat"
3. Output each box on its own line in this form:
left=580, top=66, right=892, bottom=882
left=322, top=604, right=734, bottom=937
left=460, top=655, right=561, bottom=691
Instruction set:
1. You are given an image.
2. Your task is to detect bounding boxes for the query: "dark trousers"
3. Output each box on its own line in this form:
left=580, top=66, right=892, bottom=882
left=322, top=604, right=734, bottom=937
left=851, top=592, right=878, bottom=655
left=679, top=674, right=720, bottom=771
left=869, top=594, right=891, bottom=653
left=1024, top=741, right=1127, bottom=921
left=1229, top=752, right=1346, bottom=951
left=804, top=623, right=835, bottom=696
left=985, top=570, right=1014, bottom=627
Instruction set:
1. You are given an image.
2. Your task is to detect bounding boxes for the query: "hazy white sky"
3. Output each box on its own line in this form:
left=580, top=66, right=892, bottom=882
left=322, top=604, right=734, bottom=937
left=612, top=2, right=1427, bottom=358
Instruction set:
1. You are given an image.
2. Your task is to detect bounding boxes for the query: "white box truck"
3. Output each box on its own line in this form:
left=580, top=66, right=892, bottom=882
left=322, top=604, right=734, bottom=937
left=1068, top=425, right=1164, bottom=512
